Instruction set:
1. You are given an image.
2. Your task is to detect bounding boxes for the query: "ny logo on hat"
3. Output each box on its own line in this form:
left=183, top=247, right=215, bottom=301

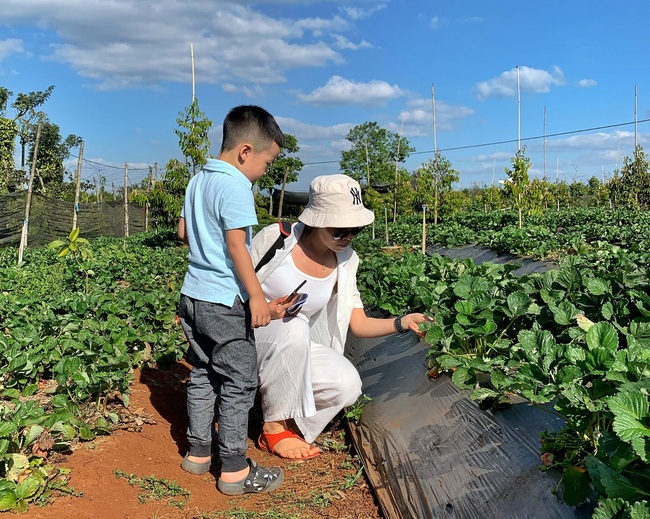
left=350, top=186, right=362, bottom=205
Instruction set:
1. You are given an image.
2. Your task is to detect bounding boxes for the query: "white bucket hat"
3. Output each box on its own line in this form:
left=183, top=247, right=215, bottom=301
left=298, top=174, right=375, bottom=228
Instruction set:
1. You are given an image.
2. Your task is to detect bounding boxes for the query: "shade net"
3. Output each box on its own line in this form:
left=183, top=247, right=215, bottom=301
left=0, top=192, right=146, bottom=247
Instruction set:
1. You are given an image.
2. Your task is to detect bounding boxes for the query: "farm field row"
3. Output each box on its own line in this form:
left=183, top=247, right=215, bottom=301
left=0, top=208, right=648, bottom=517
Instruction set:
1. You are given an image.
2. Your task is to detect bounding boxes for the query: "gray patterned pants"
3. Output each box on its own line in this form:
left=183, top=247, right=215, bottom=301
left=178, top=294, right=256, bottom=473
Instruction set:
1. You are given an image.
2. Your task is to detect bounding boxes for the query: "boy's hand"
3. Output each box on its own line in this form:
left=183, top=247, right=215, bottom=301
left=268, top=295, right=297, bottom=320
left=249, top=294, right=271, bottom=328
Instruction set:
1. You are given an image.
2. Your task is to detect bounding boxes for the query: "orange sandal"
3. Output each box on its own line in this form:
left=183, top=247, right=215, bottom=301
left=258, top=429, right=320, bottom=460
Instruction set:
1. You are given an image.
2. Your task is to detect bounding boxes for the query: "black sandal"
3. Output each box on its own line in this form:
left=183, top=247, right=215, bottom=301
left=217, top=458, right=284, bottom=495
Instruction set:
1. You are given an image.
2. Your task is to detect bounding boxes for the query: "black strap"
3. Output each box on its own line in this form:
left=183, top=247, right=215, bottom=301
left=254, top=221, right=292, bottom=272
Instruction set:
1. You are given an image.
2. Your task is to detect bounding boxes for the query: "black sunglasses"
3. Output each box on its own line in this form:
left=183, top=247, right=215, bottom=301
left=328, top=227, right=363, bottom=240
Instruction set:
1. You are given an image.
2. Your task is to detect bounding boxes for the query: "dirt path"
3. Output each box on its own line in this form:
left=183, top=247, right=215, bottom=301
left=25, top=362, right=381, bottom=519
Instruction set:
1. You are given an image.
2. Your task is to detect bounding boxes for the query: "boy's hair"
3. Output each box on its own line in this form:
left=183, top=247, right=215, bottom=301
left=220, top=105, right=285, bottom=153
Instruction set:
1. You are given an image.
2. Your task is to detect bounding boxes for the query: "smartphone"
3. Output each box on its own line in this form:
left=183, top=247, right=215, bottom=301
left=287, top=293, right=308, bottom=314
left=282, top=280, right=307, bottom=304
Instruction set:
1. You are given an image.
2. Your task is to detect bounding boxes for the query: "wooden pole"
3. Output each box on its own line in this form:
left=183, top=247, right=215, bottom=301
left=421, top=204, right=426, bottom=254
left=517, top=65, right=521, bottom=152
left=94, top=177, right=99, bottom=204
left=72, top=140, right=84, bottom=231
left=543, top=105, right=547, bottom=180
left=634, top=84, right=638, bottom=149
left=384, top=205, right=389, bottom=245
left=393, top=116, right=404, bottom=224
left=124, top=162, right=129, bottom=237
left=432, top=84, right=439, bottom=225
left=191, top=43, right=195, bottom=102
left=145, top=165, right=153, bottom=231
left=18, top=121, right=42, bottom=265
left=364, top=138, right=371, bottom=188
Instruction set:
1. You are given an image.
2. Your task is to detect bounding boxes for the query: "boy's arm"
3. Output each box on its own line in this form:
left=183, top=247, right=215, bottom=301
left=178, top=217, right=188, bottom=244
left=226, top=228, right=271, bottom=328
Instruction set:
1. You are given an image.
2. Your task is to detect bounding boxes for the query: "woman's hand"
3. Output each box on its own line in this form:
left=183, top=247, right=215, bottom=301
left=401, top=313, right=434, bottom=337
left=268, top=295, right=298, bottom=320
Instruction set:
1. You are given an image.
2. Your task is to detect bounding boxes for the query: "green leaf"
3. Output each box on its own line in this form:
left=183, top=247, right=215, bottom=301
left=586, top=322, right=619, bottom=352
left=586, top=278, right=611, bottom=296
left=470, top=387, right=497, bottom=402
left=608, top=391, right=650, bottom=461
left=552, top=301, right=579, bottom=326
left=423, top=324, right=443, bottom=344
left=23, top=425, right=44, bottom=447
left=586, top=455, right=648, bottom=501
left=47, top=240, right=65, bottom=249
left=0, top=490, right=17, bottom=512
left=506, top=292, right=532, bottom=317
left=78, top=424, right=96, bottom=441
left=602, top=302, right=614, bottom=320
left=561, top=465, right=590, bottom=506
left=14, top=476, right=41, bottom=500
left=0, top=439, right=10, bottom=456
left=0, top=421, right=17, bottom=438
left=592, top=498, right=625, bottom=519
left=451, top=367, right=473, bottom=388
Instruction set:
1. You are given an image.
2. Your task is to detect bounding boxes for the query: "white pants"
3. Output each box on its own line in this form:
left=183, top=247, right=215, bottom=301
left=255, top=317, right=362, bottom=443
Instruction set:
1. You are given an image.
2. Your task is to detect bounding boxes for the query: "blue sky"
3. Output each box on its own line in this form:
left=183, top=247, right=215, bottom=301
left=1, top=0, right=649, bottom=192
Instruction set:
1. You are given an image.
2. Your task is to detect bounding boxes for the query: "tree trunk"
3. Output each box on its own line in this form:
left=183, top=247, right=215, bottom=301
left=278, top=167, right=289, bottom=220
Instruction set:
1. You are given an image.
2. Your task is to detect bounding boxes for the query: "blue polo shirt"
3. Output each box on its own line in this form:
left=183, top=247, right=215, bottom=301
left=180, top=159, right=258, bottom=305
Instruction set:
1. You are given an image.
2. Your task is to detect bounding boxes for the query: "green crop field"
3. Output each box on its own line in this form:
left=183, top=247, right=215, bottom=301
left=0, top=208, right=648, bottom=517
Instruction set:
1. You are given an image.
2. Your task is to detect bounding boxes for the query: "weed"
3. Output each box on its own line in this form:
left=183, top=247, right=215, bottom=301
left=113, top=469, right=190, bottom=505
left=344, top=394, right=372, bottom=423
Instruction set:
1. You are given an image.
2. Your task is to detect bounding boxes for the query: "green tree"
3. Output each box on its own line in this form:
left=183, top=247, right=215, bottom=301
left=0, top=88, right=18, bottom=192
left=256, top=133, right=302, bottom=218
left=503, top=147, right=532, bottom=228
left=413, top=152, right=459, bottom=222
left=13, top=85, right=55, bottom=170
left=550, top=181, right=571, bottom=211
left=609, top=145, right=650, bottom=208
left=340, top=121, right=414, bottom=187
left=145, top=98, right=213, bottom=227
left=26, top=119, right=82, bottom=197
left=175, top=97, right=212, bottom=176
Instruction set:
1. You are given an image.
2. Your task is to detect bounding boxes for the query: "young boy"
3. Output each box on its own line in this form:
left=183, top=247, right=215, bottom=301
left=177, top=105, right=290, bottom=495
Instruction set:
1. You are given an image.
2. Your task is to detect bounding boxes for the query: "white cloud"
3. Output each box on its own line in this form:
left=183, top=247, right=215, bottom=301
left=577, top=78, right=597, bottom=88
left=298, top=75, right=404, bottom=106
left=0, top=38, right=25, bottom=62
left=0, top=0, right=354, bottom=90
left=430, top=16, right=441, bottom=28
left=331, top=34, right=372, bottom=50
left=275, top=116, right=352, bottom=141
left=476, top=65, right=566, bottom=100
left=391, top=97, right=474, bottom=137
left=340, top=2, right=388, bottom=21
left=547, top=130, right=635, bottom=151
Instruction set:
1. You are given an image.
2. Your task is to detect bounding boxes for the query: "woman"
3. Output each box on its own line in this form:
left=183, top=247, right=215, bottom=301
left=252, top=174, right=432, bottom=460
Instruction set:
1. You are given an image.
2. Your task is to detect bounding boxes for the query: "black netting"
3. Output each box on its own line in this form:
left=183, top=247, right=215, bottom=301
left=0, top=192, right=146, bottom=248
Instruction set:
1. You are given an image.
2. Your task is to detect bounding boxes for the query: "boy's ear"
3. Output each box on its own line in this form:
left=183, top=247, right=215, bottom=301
left=238, top=143, right=253, bottom=163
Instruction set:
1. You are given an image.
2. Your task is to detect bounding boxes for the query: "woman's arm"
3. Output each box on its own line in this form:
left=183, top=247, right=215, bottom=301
left=348, top=307, right=433, bottom=338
